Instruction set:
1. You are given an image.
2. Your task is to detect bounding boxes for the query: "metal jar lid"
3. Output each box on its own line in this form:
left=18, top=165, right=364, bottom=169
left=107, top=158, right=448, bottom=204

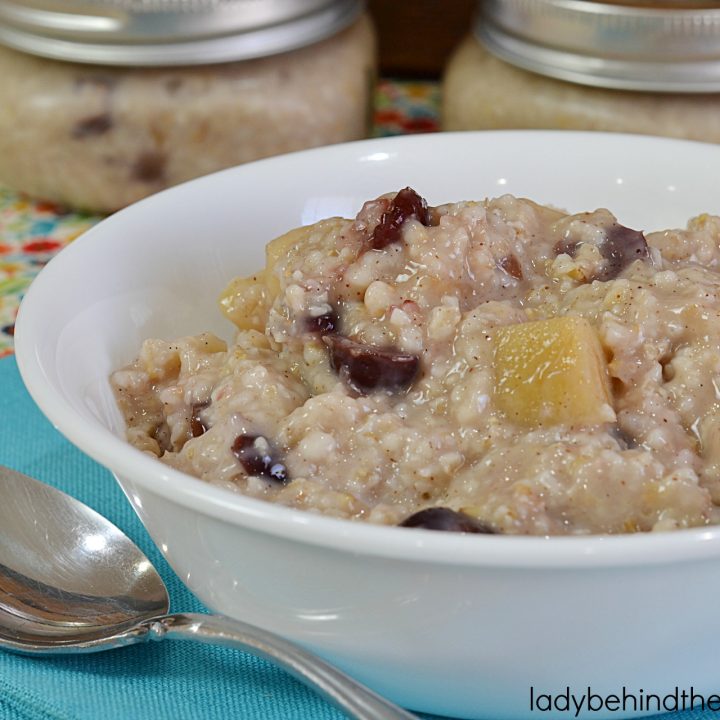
left=0, top=0, right=363, bottom=66
left=476, top=0, right=720, bottom=92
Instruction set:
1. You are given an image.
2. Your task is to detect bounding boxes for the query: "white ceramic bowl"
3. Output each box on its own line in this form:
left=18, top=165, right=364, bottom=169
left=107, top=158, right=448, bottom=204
left=15, top=132, right=720, bottom=720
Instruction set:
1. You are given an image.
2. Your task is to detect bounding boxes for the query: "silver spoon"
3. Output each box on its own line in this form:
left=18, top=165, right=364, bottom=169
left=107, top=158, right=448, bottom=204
left=0, top=464, right=416, bottom=720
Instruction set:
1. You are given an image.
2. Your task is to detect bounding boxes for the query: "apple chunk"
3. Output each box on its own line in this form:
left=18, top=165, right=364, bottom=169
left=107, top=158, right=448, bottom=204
left=493, top=316, right=615, bottom=427
left=218, top=272, right=273, bottom=332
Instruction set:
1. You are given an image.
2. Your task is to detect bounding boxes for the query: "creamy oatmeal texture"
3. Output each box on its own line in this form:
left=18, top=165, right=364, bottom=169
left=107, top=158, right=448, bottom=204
left=443, top=37, right=720, bottom=144
left=112, top=188, right=720, bottom=535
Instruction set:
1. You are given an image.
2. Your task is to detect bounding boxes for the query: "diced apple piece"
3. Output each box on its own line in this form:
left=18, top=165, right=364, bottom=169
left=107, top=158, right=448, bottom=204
left=493, top=316, right=615, bottom=427
left=218, top=271, right=273, bottom=331
left=265, top=217, right=347, bottom=291
left=265, top=225, right=311, bottom=273
left=220, top=217, right=347, bottom=331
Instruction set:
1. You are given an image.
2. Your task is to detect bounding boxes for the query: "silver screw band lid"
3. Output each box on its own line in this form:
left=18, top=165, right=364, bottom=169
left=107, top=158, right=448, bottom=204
left=476, top=0, right=720, bottom=92
left=0, top=0, right=363, bottom=66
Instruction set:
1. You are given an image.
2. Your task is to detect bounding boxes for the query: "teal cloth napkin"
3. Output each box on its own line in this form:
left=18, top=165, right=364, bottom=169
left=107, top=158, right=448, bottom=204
left=0, top=355, right=351, bottom=720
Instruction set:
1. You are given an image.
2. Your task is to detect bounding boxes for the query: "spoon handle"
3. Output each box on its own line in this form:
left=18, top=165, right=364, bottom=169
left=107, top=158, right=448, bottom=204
left=147, top=612, right=417, bottom=720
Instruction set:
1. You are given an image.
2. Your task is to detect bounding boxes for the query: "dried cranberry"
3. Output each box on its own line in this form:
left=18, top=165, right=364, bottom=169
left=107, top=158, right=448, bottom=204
left=370, top=187, right=431, bottom=250
left=553, top=224, right=648, bottom=282
left=72, top=113, right=113, bottom=139
left=304, top=309, right=338, bottom=335
left=400, top=507, right=497, bottom=533
left=598, top=223, right=649, bottom=281
left=232, top=434, right=289, bottom=484
left=498, top=254, right=523, bottom=280
left=132, top=151, right=166, bottom=182
left=325, top=335, right=419, bottom=394
left=190, top=401, right=210, bottom=438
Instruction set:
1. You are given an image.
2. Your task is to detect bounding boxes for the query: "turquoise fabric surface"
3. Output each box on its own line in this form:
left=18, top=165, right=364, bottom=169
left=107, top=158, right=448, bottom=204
left=0, top=355, right=350, bottom=720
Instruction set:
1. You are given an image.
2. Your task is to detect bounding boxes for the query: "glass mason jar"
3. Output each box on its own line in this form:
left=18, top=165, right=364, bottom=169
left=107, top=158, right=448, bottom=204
left=443, top=0, right=720, bottom=143
left=0, top=0, right=375, bottom=213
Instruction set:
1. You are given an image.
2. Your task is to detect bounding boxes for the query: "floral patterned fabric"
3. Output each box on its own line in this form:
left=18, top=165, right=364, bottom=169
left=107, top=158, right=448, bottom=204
left=373, top=79, right=440, bottom=136
left=0, top=188, right=99, bottom=357
left=0, top=80, right=440, bottom=358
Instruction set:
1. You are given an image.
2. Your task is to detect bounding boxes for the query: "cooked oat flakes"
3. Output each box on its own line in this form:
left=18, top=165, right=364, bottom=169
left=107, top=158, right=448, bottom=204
left=112, top=188, right=720, bottom=535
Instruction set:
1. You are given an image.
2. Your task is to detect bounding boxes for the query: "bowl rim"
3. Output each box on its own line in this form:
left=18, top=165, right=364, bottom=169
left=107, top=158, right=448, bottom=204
left=15, top=129, right=720, bottom=570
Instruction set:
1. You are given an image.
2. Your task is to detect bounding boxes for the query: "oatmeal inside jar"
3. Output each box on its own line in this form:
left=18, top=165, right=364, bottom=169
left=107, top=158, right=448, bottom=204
left=111, top=188, right=720, bottom=535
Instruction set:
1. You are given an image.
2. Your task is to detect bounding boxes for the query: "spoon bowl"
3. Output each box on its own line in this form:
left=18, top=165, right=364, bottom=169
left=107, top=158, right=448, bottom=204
left=0, top=465, right=415, bottom=720
left=0, top=465, right=168, bottom=649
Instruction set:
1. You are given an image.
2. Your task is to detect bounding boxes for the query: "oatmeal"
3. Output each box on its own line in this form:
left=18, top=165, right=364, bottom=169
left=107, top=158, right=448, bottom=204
left=0, top=16, right=374, bottom=213
left=112, top=188, right=720, bottom=535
